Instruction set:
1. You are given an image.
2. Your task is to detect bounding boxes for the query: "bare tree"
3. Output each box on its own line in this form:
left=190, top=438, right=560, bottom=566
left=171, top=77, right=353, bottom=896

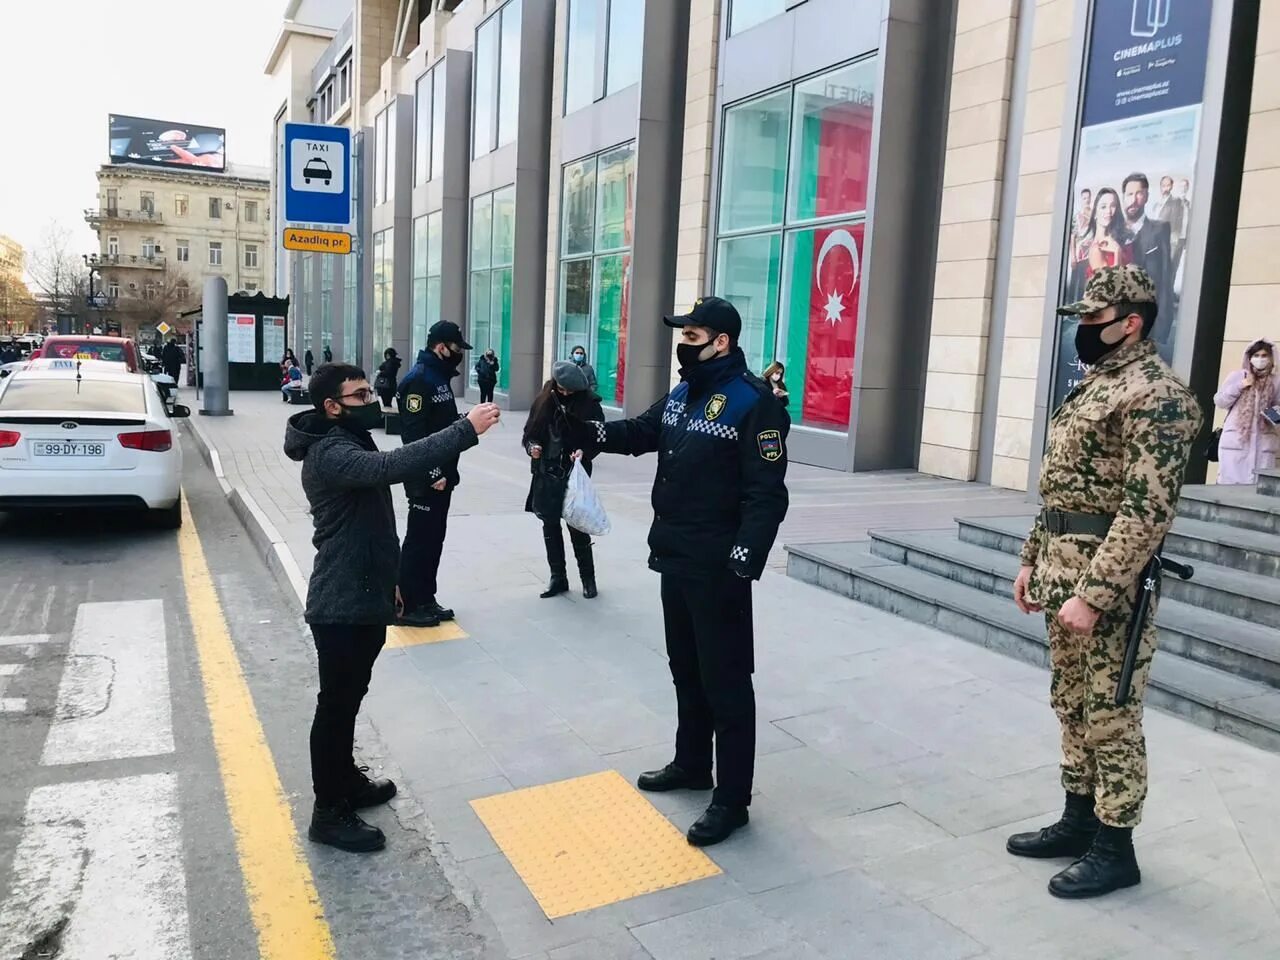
left=27, top=223, right=88, bottom=313
left=110, top=263, right=193, bottom=336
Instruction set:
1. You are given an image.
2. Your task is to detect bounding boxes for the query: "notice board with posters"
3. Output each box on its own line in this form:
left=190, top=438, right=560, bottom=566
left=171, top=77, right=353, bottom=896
left=189, top=294, right=291, bottom=391
left=1048, top=0, right=1213, bottom=411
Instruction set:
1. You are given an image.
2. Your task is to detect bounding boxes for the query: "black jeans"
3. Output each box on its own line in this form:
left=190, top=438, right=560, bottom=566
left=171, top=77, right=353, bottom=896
left=399, top=488, right=452, bottom=611
left=660, top=571, right=756, bottom=808
left=310, top=623, right=386, bottom=805
left=478, top=382, right=495, bottom=404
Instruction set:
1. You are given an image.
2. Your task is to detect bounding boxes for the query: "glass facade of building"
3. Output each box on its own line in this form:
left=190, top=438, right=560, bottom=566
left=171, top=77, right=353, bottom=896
left=342, top=257, right=357, bottom=364
left=372, top=229, right=395, bottom=355
left=729, top=0, right=786, bottom=35
left=714, top=57, right=877, bottom=429
left=470, top=187, right=515, bottom=389
left=564, top=0, right=645, bottom=114
left=411, top=211, right=443, bottom=359
left=558, top=142, right=636, bottom=406
left=474, top=1, right=522, bottom=159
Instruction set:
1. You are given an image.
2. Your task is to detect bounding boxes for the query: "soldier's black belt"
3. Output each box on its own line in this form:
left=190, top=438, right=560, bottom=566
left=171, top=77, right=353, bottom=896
left=1040, top=509, right=1114, bottom=538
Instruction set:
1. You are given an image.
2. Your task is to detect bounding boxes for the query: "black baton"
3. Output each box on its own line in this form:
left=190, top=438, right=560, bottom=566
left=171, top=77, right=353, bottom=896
left=1115, top=551, right=1194, bottom=706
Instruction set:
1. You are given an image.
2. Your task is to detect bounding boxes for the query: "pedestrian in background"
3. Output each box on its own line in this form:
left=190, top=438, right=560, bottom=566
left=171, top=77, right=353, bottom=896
left=1011, top=265, right=1200, bottom=899
left=396, top=321, right=470, bottom=627
left=570, top=344, right=598, bottom=396
left=375, top=348, right=401, bottom=409
left=1213, top=339, right=1280, bottom=485
left=571, top=297, right=790, bottom=847
left=284, top=361, right=500, bottom=853
left=281, top=358, right=304, bottom=402
left=162, top=338, right=183, bottom=384
left=323, top=344, right=333, bottom=364
left=523, top=361, right=602, bottom=600
left=762, top=361, right=789, bottom=407
left=475, top=348, right=500, bottom=404
left=282, top=348, right=299, bottom=374
left=304, top=348, right=315, bottom=376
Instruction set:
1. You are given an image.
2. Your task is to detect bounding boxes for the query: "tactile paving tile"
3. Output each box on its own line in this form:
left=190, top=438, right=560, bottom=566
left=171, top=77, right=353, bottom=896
left=384, top=621, right=468, bottom=649
left=470, top=770, right=721, bottom=919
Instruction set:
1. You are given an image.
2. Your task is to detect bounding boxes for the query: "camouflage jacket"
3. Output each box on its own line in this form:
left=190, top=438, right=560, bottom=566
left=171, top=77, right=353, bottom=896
left=1019, top=338, right=1202, bottom=612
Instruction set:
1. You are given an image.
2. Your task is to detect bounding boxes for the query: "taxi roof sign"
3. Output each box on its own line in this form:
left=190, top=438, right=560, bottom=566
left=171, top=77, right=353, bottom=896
left=283, top=228, right=352, bottom=255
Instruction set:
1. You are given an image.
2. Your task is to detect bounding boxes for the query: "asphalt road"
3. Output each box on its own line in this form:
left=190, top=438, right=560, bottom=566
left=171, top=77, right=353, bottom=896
left=0, top=433, right=499, bottom=960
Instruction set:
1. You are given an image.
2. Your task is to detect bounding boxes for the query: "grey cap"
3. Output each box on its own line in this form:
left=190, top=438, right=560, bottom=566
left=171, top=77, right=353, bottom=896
left=551, top=360, right=589, bottom=393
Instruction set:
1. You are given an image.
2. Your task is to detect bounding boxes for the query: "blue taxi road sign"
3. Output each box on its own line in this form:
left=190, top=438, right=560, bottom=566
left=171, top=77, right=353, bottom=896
left=284, top=123, right=351, bottom=227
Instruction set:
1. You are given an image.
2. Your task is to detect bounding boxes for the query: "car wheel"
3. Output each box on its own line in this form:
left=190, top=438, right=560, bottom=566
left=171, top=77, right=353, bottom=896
left=153, top=497, right=182, bottom=530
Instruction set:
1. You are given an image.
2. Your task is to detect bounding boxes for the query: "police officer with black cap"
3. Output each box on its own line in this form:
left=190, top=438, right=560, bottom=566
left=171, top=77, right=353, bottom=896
left=396, top=320, right=471, bottom=627
left=572, top=296, right=789, bottom=846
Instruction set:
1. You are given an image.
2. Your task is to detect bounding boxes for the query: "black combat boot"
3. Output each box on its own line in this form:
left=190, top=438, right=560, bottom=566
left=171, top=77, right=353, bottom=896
left=1007, top=791, right=1100, bottom=859
left=572, top=534, right=597, bottom=599
left=349, top=765, right=397, bottom=809
left=308, top=800, right=386, bottom=853
left=398, top=607, right=441, bottom=628
left=1048, top=824, right=1141, bottom=899
left=687, top=804, right=749, bottom=847
left=636, top=763, right=714, bottom=793
left=540, top=527, right=569, bottom=598
left=424, top=599, right=455, bottom=621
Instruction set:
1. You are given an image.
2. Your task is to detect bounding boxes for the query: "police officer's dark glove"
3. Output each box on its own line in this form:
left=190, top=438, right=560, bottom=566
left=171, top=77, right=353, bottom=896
left=565, top=413, right=604, bottom=456
left=729, top=545, right=754, bottom=580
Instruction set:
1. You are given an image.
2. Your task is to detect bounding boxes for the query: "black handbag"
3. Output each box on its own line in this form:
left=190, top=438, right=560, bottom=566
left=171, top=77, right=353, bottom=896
left=1206, top=428, right=1222, bottom=462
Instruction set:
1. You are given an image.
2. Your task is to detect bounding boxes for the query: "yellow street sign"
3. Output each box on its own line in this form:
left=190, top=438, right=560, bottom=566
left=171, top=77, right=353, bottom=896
left=157, top=322, right=171, bottom=336
left=282, top=228, right=352, bottom=255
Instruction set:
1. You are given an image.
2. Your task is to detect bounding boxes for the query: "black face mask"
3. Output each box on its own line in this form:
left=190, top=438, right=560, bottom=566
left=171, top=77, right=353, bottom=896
left=340, top=400, right=384, bottom=431
left=1073, top=316, right=1128, bottom=366
left=676, top=340, right=718, bottom=369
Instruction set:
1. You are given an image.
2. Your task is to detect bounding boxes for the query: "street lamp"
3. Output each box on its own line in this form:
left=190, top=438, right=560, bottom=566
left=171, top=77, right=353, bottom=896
left=81, top=254, right=109, bottom=334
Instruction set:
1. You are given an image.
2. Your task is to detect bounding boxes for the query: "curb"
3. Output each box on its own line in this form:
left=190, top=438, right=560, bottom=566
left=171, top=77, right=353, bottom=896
left=183, top=417, right=308, bottom=612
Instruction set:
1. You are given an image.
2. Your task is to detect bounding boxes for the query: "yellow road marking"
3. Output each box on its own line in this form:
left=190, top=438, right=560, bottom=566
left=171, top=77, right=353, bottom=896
left=177, top=496, right=336, bottom=959
left=470, top=770, right=721, bottom=919
left=385, top=621, right=468, bottom=649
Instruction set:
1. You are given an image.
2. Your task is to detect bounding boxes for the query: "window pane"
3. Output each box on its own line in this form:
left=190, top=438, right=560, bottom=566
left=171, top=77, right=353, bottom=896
left=415, top=72, right=431, bottom=185
left=375, top=110, right=388, bottom=204
left=431, top=66, right=446, bottom=180
left=411, top=278, right=428, bottom=358
left=497, top=1, right=522, bottom=147
left=719, top=89, right=790, bottom=232
left=564, top=0, right=598, bottom=114
left=715, top=233, right=781, bottom=376
left=729, top=0, right=785, bottom=35
left=468, top=271, right=491, bottom=384
left=413, top=215, right=429, bottom=280
left=595, top=143, right=636, bottom=252
left=0, top=380, right=145, bottom=413
left=471, top=194, right=493, bottom=269
left=559, top=259, right=593, bottom=368
left=594, top=253, right=631, bottom=406
left=385, top=103, right=397, bottom=203
left=426, top=276, right=442, bottom=329
left=491, top=268, right=513, bottom=390
left=473, top=17, right=498, bottom=157
left=779, top=221, right=865, bottom=429
left=492, top=185, right=516, bottom=266
left=788, top=59, right=878, bottom=222
left=427, top=211, right=443, bottom=276
left=561, top=157, right=597, bottom=256
left=605, top=0, right=643, bottom=95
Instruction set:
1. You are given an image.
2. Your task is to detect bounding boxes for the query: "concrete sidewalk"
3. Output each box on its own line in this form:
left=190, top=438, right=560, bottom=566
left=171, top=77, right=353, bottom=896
left=186, top=390, right=1280, bottom=960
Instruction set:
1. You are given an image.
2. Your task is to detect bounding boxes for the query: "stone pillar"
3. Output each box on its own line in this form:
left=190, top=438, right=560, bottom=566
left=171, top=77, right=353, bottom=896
left=199, top=277, right=232, bottom=416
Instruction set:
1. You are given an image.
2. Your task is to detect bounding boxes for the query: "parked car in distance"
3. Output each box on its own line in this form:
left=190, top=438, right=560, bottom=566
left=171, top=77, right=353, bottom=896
left=33, top=335, right=140, bottom=373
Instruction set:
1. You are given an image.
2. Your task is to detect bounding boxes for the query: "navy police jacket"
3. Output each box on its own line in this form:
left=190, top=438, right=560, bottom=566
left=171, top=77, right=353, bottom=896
left=396, top=350, right=463, bottom=496
left=591, top=349, right=789, bottom=580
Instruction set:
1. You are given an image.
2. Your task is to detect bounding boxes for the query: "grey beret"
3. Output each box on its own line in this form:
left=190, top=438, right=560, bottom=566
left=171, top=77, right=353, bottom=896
left=551, top=360, right=589, bottom=393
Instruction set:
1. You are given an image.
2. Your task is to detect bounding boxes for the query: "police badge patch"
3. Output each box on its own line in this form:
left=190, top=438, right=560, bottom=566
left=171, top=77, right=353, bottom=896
left=757, top=429, right=782, bottom=461
left=705, top=394, right=727, bottom=421
left=405, top=394, right=423, bottom=413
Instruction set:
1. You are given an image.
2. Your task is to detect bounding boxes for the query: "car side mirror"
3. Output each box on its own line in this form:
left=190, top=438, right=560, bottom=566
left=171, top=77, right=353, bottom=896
left=170, top=404, right=191, bottom=419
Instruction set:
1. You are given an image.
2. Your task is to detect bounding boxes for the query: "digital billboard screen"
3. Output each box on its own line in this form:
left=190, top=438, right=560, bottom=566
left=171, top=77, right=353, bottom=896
left=108, top=115, right=226, bottom=171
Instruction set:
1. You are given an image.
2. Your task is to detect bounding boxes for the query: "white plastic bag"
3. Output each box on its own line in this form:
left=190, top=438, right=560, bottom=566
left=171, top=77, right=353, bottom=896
left=561, top=460, right=611, bottom=536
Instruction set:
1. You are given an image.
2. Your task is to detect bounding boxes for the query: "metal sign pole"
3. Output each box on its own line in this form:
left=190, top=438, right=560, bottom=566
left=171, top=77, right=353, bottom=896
left=199, top=277, right=233, bottom=416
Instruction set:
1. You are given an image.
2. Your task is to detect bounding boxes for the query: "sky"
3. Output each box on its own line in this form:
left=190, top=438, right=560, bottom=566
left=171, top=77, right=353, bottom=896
left=1, top=0, right=286, bottom=280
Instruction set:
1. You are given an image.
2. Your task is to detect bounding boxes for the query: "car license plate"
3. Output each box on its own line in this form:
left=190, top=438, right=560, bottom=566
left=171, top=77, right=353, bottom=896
left=32, top=441, right=106, bottom=457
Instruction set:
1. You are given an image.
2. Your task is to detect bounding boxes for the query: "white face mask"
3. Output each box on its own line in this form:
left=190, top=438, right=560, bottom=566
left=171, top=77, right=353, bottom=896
left=770, top=373, right=782, bottom=382
left=1251, top=356, right=1271, bottom=372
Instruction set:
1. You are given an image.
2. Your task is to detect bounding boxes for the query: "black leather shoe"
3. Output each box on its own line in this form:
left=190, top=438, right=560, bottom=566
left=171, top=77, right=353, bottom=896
left=687, top=804, right=749, bottom=847
left=636, top=763, right=714, bottom=793
left=308, top=801, right=386, bottom=853
left=540, top=576, right=570, bottom=599
left=1007, top=792, right=1099, bottom=859
left=582, top=578, right=598, bottom=600
left=1048, top=825, right=1140, bottom=899
left=398, top=607, right=441, bottom=628
left=350, top=766, right=397, bottom=809
left=426, top=600, right=455, bottom=621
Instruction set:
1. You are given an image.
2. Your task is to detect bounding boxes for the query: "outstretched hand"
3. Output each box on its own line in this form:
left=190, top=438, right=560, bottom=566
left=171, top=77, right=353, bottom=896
left=467, top=402, right=501, bottom=435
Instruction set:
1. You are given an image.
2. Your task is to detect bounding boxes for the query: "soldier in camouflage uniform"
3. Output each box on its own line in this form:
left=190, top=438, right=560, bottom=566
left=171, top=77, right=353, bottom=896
left=1009, top=264, right=1202, bottom=899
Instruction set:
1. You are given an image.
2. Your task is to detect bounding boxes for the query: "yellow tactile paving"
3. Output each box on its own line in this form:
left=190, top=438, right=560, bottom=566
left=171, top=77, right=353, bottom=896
left=385, top=621, right=469, bottom=649
left=469, top=770, right=722, bottom=919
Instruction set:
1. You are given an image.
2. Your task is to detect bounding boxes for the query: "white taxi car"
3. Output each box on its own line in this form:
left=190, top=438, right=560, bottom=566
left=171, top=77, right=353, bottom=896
left=0, top=361, right=189, bottom=528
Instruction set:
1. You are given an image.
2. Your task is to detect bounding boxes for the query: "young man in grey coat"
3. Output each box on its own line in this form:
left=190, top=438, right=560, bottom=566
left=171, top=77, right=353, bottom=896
left=285, top=362, right=501, bottom=852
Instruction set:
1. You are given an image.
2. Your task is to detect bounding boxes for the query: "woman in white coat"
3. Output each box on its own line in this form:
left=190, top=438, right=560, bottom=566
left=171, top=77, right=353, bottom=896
left=1214, top=339, right=1280, bottom=484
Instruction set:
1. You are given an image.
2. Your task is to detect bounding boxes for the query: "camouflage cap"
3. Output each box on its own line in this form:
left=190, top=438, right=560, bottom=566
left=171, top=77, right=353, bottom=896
left=1057, top=264, right=1157, bottom=316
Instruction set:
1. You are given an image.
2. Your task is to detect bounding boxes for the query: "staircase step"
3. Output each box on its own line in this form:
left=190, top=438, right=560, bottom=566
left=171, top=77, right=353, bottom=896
left=957, top=515, right=1280, bottom=628
left=870, top=529, right=1280, bottom=687
left=1257, top=470, right=1280, bottom=498
left=1179, top=484, right=1280, bottom=534
left=785, top=542, right=1280, bottom=753
left=1166, top=516, right=1280, bottom=578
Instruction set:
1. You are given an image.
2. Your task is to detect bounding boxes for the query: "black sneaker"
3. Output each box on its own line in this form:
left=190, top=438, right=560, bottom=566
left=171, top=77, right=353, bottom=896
left=350, top=766, right=397, bottom=809
left=636, top=763, right=714, bottom=793
left=398, top=606, right=441, bottom=628
left=687, top=804, right=749, bottom=847
left=425, top=600, right=455, bottom=621
left=308, top=800, right=386, bottom=853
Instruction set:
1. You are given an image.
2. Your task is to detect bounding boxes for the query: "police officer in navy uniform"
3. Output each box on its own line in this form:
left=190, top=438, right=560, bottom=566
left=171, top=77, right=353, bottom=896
left=574, top=296, right=789, bottom=846
left=396, top=320, right=471, bottom=627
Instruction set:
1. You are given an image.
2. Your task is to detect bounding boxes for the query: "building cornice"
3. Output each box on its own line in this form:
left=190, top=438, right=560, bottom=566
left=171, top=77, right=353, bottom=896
left=265, top=20, right=337, bottom=75
left=96, top=164, right=270, bottom=191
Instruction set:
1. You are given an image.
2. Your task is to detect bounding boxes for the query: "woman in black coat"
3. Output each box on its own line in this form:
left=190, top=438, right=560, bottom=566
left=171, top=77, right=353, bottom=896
left=374, top=348, right=401, bottom=408
left=522, top=361, right=602, bottom=599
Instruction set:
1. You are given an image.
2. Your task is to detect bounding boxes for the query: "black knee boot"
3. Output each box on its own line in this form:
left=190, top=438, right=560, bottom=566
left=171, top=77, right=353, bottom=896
left=571, top=532, right=597, bottom=599
left=541, top=525, right=569, bottom=598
